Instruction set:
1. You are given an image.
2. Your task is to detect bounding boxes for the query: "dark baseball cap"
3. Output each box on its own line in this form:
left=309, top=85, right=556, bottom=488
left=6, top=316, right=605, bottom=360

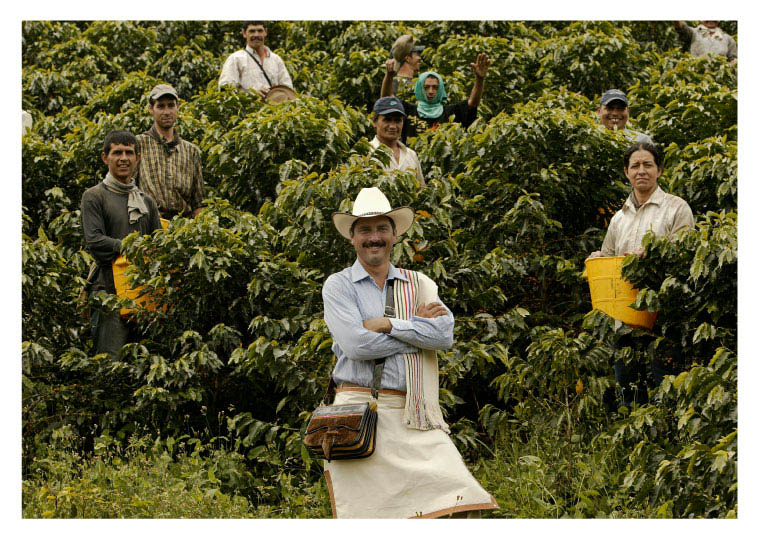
left=373, top=97, right=406, bottom=116
left=148, top=83, right=179, bottom=102
left=600, top=89, right=628, bottom=106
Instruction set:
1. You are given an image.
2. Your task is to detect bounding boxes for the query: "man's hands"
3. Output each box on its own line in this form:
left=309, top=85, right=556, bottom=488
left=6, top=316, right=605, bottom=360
left=362, top=302, right=449, bottom=333
left=380, top=59, right=397, bottom=98
left=471, top=53, right=490, bottom=80
left=467, top=53, right=490, bottom=109
left=363, top=317, right=392, bottom=334
left=415, top=302, right=448, bottom=319
left=587, top=249, right=644, bottom=259
left=624, top=248, right=645, bottom=259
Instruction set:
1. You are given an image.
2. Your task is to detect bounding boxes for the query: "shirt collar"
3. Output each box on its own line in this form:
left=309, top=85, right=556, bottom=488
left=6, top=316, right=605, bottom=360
left=148, top=125, right=181, bottom=146
left=624, top=185, right=665, bottom=211
left=370, top=135, right=407, bottom=151
left=245, top=45, right=271, bottom=57
left=350, top=259, right=409, bottom=284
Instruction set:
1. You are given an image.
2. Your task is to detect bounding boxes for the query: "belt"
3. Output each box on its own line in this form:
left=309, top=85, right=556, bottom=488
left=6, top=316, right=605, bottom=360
left=337, top=383, right=406, bottom=396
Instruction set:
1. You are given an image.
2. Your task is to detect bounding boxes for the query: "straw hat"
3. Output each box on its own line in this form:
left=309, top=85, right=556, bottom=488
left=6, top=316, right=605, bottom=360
left=265, top=85, right=297, bottom=104
left=332, top=187, right=414, bottom=240
left=390, top=34, right=415, bottom=72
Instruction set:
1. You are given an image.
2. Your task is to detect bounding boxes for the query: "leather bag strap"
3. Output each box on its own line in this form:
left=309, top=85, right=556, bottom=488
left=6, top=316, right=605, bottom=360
left=244, top=49, right=274, bottom=88
left=371, top=278, right=395, bottom=399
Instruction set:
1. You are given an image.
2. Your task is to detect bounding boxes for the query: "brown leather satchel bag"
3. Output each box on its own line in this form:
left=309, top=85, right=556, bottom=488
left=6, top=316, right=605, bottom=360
left=304, top=280, right=395, bottom=462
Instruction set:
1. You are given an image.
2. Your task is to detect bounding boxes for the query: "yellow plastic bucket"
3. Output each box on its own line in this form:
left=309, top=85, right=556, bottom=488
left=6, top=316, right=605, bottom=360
left=584, top=256, right=656, bottom=330
left=112, top=255, right=161, bottom=316
left=112, top=218, right=169, bottom=317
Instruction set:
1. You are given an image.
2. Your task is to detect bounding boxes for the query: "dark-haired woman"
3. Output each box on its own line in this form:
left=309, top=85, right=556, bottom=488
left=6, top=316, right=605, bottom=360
left=588, top=142, right=695, bottom=405
left=590, top=142, right=694, bottom=260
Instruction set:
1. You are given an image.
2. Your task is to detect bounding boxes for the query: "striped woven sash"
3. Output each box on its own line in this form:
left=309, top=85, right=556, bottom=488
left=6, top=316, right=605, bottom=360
left=395, top=269, right=449, bottom=432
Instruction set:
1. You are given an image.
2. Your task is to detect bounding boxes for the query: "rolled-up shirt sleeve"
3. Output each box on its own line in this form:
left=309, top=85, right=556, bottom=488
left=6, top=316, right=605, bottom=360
left=387, top=299, right=454, bottom=351
left=322, top=275, right=417, bottom=361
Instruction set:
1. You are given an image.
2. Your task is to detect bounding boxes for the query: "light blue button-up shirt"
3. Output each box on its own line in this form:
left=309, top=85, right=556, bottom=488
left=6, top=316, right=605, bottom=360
left=322, top=259, right=454, bottom=392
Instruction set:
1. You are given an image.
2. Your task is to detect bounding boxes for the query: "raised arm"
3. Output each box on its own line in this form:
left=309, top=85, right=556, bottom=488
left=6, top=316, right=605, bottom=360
left=467, top=53, right=490, bottom=109
left=380, top=59, right=396, bottom=98
left=322, top=275, right=417, bottom=361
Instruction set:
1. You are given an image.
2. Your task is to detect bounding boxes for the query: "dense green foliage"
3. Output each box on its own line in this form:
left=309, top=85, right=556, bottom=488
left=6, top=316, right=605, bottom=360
left=22, top=20, right=737, bottom=518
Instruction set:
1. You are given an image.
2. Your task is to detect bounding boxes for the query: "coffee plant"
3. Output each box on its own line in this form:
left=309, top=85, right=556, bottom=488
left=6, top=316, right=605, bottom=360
left=21, top=20, right=737, bottom=519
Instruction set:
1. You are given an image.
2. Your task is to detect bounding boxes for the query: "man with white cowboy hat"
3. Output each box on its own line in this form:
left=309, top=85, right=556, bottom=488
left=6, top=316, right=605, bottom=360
left=320, top=187, right=498, bottom=518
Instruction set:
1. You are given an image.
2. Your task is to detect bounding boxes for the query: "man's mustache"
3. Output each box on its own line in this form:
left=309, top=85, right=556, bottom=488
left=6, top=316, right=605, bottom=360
left=363, top=241, right=386, bottom=248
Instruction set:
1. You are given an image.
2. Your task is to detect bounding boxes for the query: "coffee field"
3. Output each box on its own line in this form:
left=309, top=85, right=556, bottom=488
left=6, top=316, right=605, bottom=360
left=21, top=20, right=737, bottom=519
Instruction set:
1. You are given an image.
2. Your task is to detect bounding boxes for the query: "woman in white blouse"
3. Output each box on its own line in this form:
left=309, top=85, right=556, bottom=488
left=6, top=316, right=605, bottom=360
left=588, top=142, right=695, bottom=406
left=589, top=142, right=694, bottom=260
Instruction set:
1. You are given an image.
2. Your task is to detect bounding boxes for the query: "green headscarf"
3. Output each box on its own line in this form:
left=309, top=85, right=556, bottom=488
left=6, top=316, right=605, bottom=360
left=414, top=71, right=447, bottom=119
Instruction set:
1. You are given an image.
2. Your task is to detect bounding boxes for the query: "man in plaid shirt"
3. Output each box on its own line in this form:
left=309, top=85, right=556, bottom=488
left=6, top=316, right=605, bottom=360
left=135, top=84, right=206, bottom=219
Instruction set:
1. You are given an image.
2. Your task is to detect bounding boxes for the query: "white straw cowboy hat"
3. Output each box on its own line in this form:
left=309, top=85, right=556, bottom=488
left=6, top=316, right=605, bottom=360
left=332, top=187, right=414, bottom=240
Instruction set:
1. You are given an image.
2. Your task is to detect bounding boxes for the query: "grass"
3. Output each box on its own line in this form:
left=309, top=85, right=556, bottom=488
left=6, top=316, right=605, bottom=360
left=20, top=415, right=690, bottom=519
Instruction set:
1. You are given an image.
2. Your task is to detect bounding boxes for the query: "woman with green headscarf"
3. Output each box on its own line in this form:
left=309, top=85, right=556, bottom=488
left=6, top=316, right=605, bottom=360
left=380, top=53, right=491, bottom=144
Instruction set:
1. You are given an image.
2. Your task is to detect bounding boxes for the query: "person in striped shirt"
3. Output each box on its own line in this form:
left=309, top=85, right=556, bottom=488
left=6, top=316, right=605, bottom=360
left=135, top=84, right=206, bottom=219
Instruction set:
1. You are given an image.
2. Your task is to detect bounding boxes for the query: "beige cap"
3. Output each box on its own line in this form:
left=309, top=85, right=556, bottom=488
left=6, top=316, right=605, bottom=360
left=148, top=83, right=179, bottom=102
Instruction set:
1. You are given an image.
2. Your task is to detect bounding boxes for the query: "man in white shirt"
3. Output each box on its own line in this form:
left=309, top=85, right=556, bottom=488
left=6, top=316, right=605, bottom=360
left=369, top=97, right=425, bottom=186
left=218, top=21, right=293, bottom=99
left=675, top=21, right=737, bottom=62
